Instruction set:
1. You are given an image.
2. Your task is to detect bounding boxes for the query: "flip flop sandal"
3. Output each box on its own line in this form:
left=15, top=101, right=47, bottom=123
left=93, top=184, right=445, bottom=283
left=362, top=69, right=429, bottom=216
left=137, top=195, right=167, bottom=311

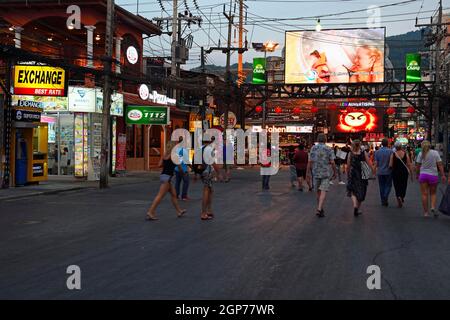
left=177, top=210, right=187, bottom=218
left=201, top=215, right=213, bottom=220
left=207, top=212, right=214, bottom=218
left=145, top=215, right=158, bottom=221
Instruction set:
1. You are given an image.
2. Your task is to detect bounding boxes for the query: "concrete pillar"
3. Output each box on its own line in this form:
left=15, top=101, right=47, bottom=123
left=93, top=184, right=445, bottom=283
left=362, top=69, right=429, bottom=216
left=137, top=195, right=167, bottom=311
left=85, top=25, right=96, bottom=68
left=115, top=37, right=123, bottom=74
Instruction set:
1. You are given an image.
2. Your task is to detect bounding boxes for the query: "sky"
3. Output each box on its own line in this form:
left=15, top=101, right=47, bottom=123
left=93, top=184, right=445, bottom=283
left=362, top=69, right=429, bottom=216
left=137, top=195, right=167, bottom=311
left=116, top=0, right=450, bottom=69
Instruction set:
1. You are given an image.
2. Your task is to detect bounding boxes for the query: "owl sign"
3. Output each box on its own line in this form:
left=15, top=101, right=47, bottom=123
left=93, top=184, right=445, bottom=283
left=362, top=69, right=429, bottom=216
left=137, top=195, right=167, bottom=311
left=337, top=108, right=378, bottom=133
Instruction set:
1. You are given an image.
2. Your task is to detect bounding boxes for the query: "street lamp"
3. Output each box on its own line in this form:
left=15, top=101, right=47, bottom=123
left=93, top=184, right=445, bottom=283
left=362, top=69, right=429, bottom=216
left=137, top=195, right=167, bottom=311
left=252, top=41, right=279, bottom=129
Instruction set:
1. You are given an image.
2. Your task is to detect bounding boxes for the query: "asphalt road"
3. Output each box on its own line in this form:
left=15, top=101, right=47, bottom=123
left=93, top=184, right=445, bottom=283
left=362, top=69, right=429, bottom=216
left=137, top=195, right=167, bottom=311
left=1, top=167, right=450, bottom=300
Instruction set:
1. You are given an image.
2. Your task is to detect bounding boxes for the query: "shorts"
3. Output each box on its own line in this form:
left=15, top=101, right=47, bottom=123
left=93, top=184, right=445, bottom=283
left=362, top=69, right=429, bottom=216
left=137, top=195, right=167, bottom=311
left=314, top=177, right=330, bottom=192
left=201, top=167, right=214, bottom=189
left=296, top=169, right=307, bottom=179
left=159, top=174, right=173, bottom=184
left=419, top=173, right=439, bottom=185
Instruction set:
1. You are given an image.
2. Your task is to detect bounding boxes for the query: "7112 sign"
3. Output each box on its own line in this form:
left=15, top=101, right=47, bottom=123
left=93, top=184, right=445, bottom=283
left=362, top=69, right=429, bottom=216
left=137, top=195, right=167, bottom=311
left=126, top=106, right=169, bottom=125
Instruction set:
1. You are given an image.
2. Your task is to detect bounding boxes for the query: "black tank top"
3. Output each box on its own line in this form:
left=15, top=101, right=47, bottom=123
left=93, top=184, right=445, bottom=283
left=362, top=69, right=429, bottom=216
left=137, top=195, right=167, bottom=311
left=161, top=158, right=176, bottom=176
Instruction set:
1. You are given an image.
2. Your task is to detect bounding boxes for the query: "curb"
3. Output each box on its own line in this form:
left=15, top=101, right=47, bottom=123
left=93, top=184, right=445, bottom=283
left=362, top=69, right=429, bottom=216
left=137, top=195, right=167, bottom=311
left=0, top=186, right=89, bottom=201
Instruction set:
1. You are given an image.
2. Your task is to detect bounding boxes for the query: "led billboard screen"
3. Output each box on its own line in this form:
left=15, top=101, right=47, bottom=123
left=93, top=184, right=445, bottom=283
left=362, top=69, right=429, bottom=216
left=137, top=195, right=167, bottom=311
left=285, top=28, right=385, bottom=84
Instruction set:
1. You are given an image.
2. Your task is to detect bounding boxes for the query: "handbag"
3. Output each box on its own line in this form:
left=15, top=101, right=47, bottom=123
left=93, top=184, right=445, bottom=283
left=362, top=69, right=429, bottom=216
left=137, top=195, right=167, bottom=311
left=361, top=160, right=373, bottom=180
left=439, top=185, right=450, bottom=216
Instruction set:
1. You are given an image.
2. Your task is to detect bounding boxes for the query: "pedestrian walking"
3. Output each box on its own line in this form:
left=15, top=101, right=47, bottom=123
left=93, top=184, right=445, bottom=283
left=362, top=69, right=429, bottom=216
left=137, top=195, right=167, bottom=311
left=174, top=137, right=190, bottom=201
left=146, top=141, right=187, bottom=221
left=288, top=147, right=297, bottom=188
left=200, top=138, right=221, bottom=220
left=346, top=140, right=374, bottom=217
left=307, top=134, right=337, bottom=218
left=261, top=143, right=272, bottom=190
left=389, top=142, right=414, bottom=208
left=294, top=144, right=311, bottom=191
left=334, top=145, right=346, bottom=185
left=374, top=138, right=393, bottom=207
left=416, top=140, right=447, bottom=218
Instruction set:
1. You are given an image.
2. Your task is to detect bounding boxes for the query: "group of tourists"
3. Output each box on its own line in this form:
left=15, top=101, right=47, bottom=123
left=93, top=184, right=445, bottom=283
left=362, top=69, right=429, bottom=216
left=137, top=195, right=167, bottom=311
left=145, top=132, right=449, bottom=221
left=301, top=135, right=449, bottom=218
left=146, top=137, right=220, bottom=221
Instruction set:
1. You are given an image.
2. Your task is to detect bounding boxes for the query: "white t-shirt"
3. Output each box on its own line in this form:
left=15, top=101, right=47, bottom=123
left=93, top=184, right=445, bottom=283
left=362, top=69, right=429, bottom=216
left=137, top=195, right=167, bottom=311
left=416, top=150, right=442, bottom=176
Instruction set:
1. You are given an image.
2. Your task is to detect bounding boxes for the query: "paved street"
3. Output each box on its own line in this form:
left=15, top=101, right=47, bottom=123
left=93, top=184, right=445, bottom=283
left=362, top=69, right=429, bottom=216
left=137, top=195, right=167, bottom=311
left=1, top=168, right=450, bottom=300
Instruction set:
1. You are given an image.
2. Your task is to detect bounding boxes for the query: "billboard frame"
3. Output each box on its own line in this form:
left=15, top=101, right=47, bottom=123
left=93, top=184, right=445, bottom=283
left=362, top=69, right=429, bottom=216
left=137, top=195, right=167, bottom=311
left=284, top=27, right=387, bottom=85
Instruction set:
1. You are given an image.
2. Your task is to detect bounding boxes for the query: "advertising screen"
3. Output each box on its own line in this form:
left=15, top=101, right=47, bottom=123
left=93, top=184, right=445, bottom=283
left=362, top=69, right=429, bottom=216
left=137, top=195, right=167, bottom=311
left=285, top=28, right=385, bottom=84
left=331, top=108, right=384, bottom=133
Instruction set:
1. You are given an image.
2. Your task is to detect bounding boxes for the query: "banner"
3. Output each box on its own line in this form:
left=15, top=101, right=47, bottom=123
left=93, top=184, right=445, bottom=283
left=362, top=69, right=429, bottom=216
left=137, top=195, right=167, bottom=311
left=116, top=134, right=127, bottom=171
left=126, top=106, right=169, bottom=125
left=285, top=28, right=385, bottom=84
left=14, top=65, right=67, bottom=96
left=406, top=53, right=421, bottom=83
left=252, top=57, right=266, bottom=84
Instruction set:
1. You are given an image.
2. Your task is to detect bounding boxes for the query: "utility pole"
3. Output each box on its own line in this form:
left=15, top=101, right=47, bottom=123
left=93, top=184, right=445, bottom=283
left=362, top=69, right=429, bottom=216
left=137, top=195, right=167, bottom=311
left=237, top=0, right=244, bottom=86
left=1, top=57, right=13, bottom=188
left=171, top=0, right=178, bottom=101
left=416, top=0, right=447, bottom=168
left=100, top=0, right=114, bottom=188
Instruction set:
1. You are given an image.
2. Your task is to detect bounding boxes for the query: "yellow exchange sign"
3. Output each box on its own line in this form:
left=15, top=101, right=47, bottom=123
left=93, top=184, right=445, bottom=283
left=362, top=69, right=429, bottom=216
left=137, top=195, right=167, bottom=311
left=14, top=65, right=67, bottom=97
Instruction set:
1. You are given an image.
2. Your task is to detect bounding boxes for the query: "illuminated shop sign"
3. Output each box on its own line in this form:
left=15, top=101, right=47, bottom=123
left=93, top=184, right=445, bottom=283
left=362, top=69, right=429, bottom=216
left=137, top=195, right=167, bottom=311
left=337, top=109, right=380, bottom=133
left=14, top=65, right=68, bottom=97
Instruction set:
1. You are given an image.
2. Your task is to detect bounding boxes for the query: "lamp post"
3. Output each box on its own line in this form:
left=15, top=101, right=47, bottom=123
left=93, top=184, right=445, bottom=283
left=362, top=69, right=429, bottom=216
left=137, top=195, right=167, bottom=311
left=253, top=41, right=279, bottom=130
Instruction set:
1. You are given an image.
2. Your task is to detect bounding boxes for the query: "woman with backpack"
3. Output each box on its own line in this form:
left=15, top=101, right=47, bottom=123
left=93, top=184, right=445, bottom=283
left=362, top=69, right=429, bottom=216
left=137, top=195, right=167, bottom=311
left=389, top=142, right=414, bottom=208
left=346, top=140, right=374, bottom=217
left=146, top=141, right=187, bottom=221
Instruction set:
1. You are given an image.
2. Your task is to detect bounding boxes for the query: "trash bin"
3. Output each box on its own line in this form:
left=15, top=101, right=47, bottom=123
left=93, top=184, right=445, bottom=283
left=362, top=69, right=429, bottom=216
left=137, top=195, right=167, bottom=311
left=15, top=134, right=28, bottom=186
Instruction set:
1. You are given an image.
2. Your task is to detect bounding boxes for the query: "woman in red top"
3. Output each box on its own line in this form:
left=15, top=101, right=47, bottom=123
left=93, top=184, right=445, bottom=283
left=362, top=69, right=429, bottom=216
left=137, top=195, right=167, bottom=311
left=294, top=144, right=312, bottom=191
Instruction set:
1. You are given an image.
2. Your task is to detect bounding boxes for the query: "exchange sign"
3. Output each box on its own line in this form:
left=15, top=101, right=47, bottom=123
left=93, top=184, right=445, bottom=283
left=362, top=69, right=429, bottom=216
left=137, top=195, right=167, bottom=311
left=14, top=65, right=67, bottom=96
left=126, top=106, right=169, bottom=125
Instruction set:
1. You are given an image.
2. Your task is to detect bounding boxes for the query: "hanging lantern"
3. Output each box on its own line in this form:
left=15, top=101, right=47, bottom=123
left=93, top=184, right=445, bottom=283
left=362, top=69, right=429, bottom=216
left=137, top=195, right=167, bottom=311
left=386, top=107, right=396, bottom=115
left=255, top=106, right=263, bottom=113
left=293, top=107, right=301, bottom=114
left=406, top=106, right=415, bottom=114
left=368, top=107, right=376, bottom=114
left=328, top=104, right=337, bottom=111
left=274, top=106, right=282, bottom=114
left=311, top=106, right=319, bottom=113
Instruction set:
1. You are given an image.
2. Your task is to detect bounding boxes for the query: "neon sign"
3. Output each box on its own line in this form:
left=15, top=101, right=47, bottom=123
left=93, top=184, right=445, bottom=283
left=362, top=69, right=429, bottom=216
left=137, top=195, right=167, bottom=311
left=337, top=109, right=377, bottom=132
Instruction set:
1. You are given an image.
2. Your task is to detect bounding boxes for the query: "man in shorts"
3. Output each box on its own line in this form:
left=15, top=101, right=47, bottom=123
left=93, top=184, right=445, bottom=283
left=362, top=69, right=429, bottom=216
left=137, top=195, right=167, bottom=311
left=307, top=134, right=337, bottom=218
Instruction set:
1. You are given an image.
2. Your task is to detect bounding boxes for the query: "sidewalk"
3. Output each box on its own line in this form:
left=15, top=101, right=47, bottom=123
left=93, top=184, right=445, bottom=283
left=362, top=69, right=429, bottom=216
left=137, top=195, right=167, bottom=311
left=0, top=171, right=160, bottom=201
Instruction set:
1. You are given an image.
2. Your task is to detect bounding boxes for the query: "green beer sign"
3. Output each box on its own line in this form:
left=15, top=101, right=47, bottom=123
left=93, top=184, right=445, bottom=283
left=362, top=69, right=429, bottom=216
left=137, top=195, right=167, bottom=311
left=253, top=57, right=266, bottom=84
left=406, top=53, right=421, bottom=83
left=126, top=106, right=169, bottom=125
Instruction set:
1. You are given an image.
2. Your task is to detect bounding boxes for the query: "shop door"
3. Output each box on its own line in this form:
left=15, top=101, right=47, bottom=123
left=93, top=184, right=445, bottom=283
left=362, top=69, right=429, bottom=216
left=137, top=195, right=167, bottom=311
left=47, top=113, right=74, bottom=175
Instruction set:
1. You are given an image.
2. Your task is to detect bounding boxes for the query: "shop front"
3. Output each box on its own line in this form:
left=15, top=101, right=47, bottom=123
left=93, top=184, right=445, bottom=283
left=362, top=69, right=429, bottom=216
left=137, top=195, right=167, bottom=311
left=125, top=105, right=170, bottom=171
left=251, top=124, right=314, bottom=164
left=124, top=88, right=189, bottom=171
left=13, top=86, right=124, bottom=179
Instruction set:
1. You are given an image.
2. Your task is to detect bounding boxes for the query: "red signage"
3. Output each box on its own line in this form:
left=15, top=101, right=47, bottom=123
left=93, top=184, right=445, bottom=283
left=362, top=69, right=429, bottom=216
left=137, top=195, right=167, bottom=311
left=336, top=108, right=380, bottom=133
left=116, top=134, right=127, bottom=171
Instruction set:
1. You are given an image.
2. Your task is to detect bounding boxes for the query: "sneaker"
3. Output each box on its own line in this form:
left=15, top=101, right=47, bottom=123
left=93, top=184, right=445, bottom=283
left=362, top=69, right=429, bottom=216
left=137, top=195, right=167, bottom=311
left=182, top=197, right=191, bottom=201
left=329, top=181, right=334, bottom=185
left=339, top=181, right=346, bottom=185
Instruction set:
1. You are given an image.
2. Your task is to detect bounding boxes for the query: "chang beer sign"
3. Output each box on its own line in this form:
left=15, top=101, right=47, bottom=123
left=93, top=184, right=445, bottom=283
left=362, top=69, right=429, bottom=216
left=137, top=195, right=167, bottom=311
left=406, top=53, right=421, bottom=83
left=126, top=106, right=169, bottom=125
left=252, top=57, right=266, bottom=84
